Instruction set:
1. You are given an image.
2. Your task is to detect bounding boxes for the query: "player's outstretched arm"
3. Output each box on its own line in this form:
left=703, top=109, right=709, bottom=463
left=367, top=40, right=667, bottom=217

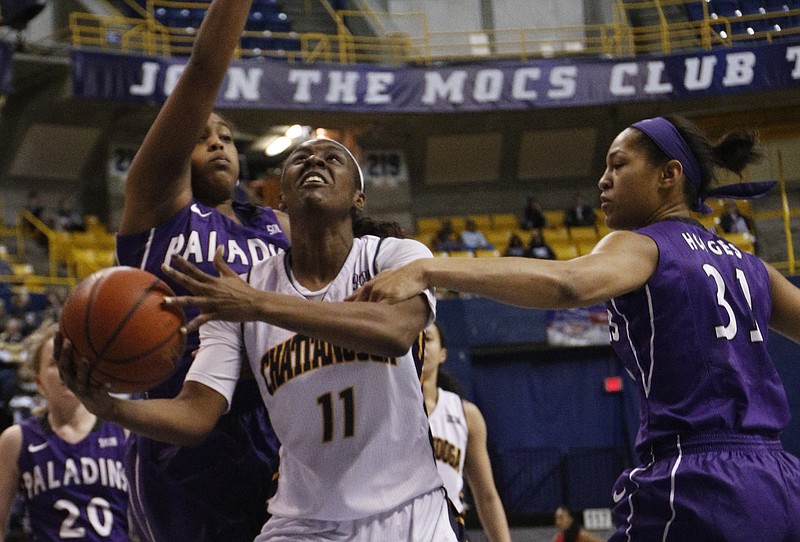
left=120, top=0, right=253, bottom=234
left=56, top=338, right=226, bottom=446
left=352, top=231, right=658, bottom=309
left=462, top=401, right=512, bottom=542
left=163, top=249, right=430, bottom=357
left=0, top=426, right=22, bottom=541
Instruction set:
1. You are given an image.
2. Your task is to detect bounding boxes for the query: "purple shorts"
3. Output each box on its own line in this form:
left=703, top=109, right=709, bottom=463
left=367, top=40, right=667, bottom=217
left=609, top=433, right=800, bottom=542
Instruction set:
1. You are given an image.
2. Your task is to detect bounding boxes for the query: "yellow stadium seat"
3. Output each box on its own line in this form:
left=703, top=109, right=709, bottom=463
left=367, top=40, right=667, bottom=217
left=467, top=214, right=492, bottom=230
left=414, top=234, right=434, bottom=249
left=544, top=210, right=565, bottom=229
left=697, top=214, right=720, bottom=233
left=474, top=248, right=500, bottom=258
left=542, top=227, right=570, bottom=244
left=597, top=224, right=613, bottom=238
left=416, top=217, right=441, bottom=235
left=722, top=232, right=756, bottom=254
left=485, top=230, right=514, bottom=250
left=576, top=240, right=597, bottom=256
left=447, top=250, right=474, bottom=258
left=491, top=213, right=519, bottom=230
left=550, top=242, right=579, bottom=260
left=569, top=226, right=598, bottom=243
left=443, top=216, right=467, bottom=232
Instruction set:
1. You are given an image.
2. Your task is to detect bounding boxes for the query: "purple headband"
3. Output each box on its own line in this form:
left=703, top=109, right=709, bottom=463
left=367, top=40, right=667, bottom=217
left=631, top=117, right=775, bottom=214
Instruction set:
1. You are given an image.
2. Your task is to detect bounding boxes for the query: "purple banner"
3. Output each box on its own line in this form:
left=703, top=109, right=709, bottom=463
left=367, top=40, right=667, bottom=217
left=0, top=40, right=13, bottom=94
left=71, top=41, right=800, bottom=112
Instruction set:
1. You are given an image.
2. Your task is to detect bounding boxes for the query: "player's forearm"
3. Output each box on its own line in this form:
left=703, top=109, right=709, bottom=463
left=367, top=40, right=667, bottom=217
left=422, top=257, right=582, bottom=309
left=474, top=495, right=512, bottom=542
left=103, top=394, right=220, bottom=447
left=189, top=0, right=253, bottom=77
left=255, top=292, right=428, bottom=357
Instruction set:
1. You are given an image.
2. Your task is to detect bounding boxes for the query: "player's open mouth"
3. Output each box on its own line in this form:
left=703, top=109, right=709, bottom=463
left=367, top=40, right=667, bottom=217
left=301, top=174, right=326, bottom=186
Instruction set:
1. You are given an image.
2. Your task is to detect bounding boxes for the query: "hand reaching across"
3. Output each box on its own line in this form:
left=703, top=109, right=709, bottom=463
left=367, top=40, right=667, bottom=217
left=348, top=259, right=429, bottom=304
left=162, top=246, right=265, bottom=332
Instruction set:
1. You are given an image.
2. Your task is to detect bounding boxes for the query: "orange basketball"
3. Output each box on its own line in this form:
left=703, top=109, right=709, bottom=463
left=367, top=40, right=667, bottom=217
left=59, top=266, right=186, bottom=394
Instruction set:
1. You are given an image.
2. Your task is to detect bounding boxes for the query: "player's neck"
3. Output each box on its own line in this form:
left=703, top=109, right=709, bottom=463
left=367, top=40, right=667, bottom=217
left=288, top=227, right=354, bottom=289
left=48, top=404, right=97, bottom=441
left=422, top=376, right=439, bottom=413
left=214, top=200, right=241, bottom=224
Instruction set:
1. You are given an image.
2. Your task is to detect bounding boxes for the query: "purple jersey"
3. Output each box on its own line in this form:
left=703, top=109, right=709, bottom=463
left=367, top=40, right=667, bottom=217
left=18, top=415, right=129, bottom=542
left=606, top=218, right=789, bottom=457
left=116, top=198, right=290, bottom=398
left=115, top=198, right=289, bottom=542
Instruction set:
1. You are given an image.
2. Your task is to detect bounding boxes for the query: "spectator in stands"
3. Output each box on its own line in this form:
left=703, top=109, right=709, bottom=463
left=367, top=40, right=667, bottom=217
left=352, top=115, right=799, bottom=542
left=423, top=322, right=512, bottom=542
left=503, top=233, right=526, bottom=257
left=9, top=288, right=39, bottom=335
left=552, top=506, right=603, bottom=542
left=23, top=190, right=53, bottom=246
left=0, top=318, right=24, bottom=346
left=525, top=230, right=556, bottom=260
left=54, top=195, right=86, bottom=232
left=719, top=200, right=755, bottom=235
left=564, top=192, right=597, bottom=227
left=521, top=196, right=547, bottom=230
left=432, top=218, right=464, bottom=252
left=460, top=218, right=494, bottom=251
left=24, top=191, right=45, bottom=223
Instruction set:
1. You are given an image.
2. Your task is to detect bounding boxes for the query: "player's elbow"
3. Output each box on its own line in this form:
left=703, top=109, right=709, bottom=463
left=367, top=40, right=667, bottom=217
left=367, top=322, right=422, bottom=358
left=551, top=269, right=596, bottom=308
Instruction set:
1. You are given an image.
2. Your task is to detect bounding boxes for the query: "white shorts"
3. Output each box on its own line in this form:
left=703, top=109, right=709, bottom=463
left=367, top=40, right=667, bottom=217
left=256, top=488, right=460, bottom=542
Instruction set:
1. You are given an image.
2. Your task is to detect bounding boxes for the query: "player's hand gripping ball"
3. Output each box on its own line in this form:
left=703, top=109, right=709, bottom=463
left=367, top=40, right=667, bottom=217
left=59, top=266, right=185, bottom=393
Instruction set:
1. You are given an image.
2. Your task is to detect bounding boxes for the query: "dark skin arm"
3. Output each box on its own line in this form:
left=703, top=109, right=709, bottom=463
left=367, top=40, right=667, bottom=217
left=56, top=341, right=227, bottom=447
left=163, top=248, right=430, bottom=357
left=119, top=0, right=255, bottom=234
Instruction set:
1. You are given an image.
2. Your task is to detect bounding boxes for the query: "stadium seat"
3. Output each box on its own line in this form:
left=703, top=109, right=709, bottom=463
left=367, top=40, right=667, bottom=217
left=722, top=232, right=756, bottom=253
left=542, top=227, right=570, bottom=244
left=568, top=226, right=598, bottom=243
left=416, top=217, right=442, bottom=235
left=550, top=242, right=579, bottom=260
left=485, top=230, right=515, bottom=250
left=474, top=248, right=500, bottom=258
left=576, top=240, right=597, bottom=256
left=543, top=210, right=565, bottom=229
left=685, top=0, right=708, bottom=20
left=442, top=216, right=467, bottom=232
left=447, top=250, right=474, bottom=258
left=491, top=213, right=519, bottom=230
left=467, top=214, right=492, bottom=230
left=696, top=214, right=720, bottom=232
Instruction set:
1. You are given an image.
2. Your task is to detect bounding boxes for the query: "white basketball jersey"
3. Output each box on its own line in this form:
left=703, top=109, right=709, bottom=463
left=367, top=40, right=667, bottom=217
left=428, top=388, right=468, bottom=513
left=188, top=236, right=441, bottom=521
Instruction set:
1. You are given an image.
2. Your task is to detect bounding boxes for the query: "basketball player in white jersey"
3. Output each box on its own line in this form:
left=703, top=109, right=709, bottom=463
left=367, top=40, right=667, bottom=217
left=58, top=137, right=463, bottom=541
left=423, top=322, right=511, bottom=542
